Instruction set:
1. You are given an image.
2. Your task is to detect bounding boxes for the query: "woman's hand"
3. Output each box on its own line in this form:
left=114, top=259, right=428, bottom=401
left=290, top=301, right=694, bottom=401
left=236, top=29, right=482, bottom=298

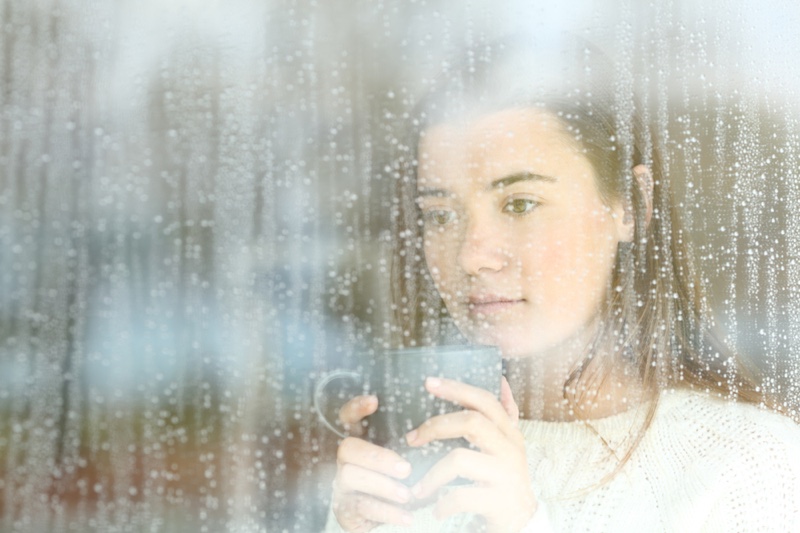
left=331, top=395, right=416, bottom=532
left=404, top=377, right=537, bottom=533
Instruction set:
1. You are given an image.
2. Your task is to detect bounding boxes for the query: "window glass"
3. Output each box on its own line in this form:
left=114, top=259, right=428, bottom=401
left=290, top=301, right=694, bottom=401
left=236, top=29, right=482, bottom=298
left=1, top=1, right=799, bottom=531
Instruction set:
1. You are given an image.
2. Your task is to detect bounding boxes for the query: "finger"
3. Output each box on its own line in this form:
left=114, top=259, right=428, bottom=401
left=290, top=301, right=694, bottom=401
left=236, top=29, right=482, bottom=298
left=337, top=437, right=412, bottom=480
left=405, top=410, right=518, bottom=455
left=434, top=485, right=494, bottom=521
left=500, top=377, right=519, bottom=424
left=338, top=395, right=378, bottom=436
left=335, top=494, right=414, bottom=528
left=410, top=447, right=498, bottom=500
left=424, top=377, right=513, bottom=433
left=336, top=463, right=414, bottom=505
left=435, top=486, right=536, bottom=531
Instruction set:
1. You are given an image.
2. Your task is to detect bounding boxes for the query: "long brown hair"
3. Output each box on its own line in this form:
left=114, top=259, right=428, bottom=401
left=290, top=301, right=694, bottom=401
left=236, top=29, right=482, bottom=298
left=388, top=34, right=782, bottom=478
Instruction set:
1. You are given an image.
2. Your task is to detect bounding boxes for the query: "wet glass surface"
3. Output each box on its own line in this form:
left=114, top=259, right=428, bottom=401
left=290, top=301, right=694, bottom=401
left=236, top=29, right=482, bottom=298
left=1, top=1, right=800, bottom=531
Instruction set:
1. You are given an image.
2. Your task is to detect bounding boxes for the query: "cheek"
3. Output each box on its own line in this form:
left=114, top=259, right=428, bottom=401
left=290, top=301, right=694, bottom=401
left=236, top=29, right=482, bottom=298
left=526, top=218, right=617, bottom=304
left=525, top=224, right=580, bottom=277
left=424, top=237, right=455, bottom=291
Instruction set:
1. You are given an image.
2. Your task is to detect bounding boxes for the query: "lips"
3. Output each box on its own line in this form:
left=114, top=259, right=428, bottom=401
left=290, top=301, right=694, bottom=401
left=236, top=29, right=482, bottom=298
left=467, top=294, right=525, bottom=316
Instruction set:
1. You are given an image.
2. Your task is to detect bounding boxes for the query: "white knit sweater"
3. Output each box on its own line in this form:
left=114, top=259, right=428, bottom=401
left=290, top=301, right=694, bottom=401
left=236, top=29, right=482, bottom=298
left=324, top=389, right=800, bottom=532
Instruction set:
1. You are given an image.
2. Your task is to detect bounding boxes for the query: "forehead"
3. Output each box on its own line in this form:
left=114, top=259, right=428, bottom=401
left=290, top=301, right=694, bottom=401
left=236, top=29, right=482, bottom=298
left=417, top=108, right=587, bottom=186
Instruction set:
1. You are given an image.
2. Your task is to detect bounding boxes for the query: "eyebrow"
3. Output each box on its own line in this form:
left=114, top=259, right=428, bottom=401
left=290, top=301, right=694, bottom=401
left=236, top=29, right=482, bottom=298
left=489, top=171, right=557, bottom=190
left=416, top=187, right=453, bottom=198
left=417, top=171, right=556, bottom=198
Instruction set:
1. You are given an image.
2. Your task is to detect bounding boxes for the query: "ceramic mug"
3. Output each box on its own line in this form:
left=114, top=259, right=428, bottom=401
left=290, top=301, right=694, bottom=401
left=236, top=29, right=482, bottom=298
left=314, top=344, right=502, bottom=485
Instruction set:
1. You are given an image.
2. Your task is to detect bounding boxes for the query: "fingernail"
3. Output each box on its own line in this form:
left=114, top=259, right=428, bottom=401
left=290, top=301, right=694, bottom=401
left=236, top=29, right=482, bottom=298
left=395, top=460, right=411, bottom=474
left=405, top=430, right=418, bottom=444
left=402, top=512, right=413, bottom=526
left=411, top=483, right=423, bottom=498
left=426, top=377, right=442, bottom=388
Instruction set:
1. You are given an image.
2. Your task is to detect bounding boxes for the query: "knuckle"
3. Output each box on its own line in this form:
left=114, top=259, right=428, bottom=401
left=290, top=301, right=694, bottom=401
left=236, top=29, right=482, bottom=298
left=476, top=387, right=494, bottom=403
left=336, top=497, right=364, bottom=526
left=463, top=409, right=480, bottom=424
left=338, top=462, right=365, bottom=487
left=333, top=469, right=353, bottom=496
left=435, top=492, right=459, bottom=515
left=416, top=418, right=435, bottom=438
left=449, top=447, right=471, bottom=468
left=463, top=410, right=484, bottom=436
left=354, top=494, right=372, bottom=517
left=337, top=437, right=360, bottom=462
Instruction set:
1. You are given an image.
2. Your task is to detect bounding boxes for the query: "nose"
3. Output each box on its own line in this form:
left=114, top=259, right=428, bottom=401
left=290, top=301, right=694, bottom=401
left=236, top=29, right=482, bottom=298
left=457, top=216, right=508, bottom=276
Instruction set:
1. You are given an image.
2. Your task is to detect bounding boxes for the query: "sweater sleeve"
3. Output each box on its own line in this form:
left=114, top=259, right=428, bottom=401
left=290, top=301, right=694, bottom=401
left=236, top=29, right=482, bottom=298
left=322, top=500, right=556, bottom=532
left=323, top=505, right=347, bottom=533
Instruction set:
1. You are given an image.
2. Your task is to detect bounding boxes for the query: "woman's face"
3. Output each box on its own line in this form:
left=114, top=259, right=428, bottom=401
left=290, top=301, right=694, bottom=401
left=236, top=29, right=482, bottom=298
left=417, top=108, right=631, bottom=359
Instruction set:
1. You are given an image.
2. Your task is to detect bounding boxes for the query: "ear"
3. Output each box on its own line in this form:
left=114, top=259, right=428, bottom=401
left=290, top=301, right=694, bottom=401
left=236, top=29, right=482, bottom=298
left=613, top=164, right=654, bottom=244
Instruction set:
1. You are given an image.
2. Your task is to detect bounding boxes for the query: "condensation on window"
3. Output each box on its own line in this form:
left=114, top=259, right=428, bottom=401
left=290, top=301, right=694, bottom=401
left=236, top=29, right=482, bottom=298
left=1, top=1, right=799, bottom=531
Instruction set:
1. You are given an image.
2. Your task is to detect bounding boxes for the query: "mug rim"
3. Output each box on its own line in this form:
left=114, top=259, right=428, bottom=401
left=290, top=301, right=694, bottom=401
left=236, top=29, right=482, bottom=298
left=384, top=344, right=500, bottom=358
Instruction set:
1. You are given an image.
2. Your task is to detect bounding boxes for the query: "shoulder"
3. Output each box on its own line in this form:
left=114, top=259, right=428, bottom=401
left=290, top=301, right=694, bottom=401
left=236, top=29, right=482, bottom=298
left=644, top=388, right=800, bottom=529
left=648, top=388, right=800, bottom=461
left=653, top=388, right=800, bottom=450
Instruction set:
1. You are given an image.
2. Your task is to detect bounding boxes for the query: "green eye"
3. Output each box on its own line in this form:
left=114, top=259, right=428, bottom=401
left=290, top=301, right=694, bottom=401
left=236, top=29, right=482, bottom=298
left=504, top=198, right=538, bottom=215
left=424, top=209, right=457, bottom=226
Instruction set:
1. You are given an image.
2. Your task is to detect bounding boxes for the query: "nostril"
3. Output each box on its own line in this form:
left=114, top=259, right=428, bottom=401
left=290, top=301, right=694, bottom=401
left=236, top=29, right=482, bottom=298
left=458, top=244, right=507, bottom=275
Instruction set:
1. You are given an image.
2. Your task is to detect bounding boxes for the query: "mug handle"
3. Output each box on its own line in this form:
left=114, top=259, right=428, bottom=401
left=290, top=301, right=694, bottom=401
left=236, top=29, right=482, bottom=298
left=313, top=370, right=362, bottom=438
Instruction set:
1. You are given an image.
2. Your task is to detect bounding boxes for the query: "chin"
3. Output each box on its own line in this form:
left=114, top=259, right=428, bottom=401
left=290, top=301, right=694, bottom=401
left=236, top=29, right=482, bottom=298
left=465, top=324, right=538, bottom=358
left=465, top=320, right=583, bottom=360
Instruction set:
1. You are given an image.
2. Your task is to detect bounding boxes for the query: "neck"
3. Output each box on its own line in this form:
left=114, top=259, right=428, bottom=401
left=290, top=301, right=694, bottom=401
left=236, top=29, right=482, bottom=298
left=505, top=332, right=644, bottom=422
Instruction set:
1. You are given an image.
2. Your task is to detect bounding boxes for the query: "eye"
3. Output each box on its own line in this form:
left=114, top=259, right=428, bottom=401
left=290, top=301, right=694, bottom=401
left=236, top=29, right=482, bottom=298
left=503, top=197, right=539, bottom=215
left=423, top=209, right=457, bottom=226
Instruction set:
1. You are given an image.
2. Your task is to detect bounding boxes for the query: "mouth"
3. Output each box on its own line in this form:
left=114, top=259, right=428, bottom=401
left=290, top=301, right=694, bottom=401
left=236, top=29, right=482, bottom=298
left=467, top=295, right=525, bottom=316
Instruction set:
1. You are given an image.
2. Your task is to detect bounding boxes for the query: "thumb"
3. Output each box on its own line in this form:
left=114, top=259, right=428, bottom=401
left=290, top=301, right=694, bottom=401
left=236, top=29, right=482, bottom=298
left=500, top=377, right=520, bottom=424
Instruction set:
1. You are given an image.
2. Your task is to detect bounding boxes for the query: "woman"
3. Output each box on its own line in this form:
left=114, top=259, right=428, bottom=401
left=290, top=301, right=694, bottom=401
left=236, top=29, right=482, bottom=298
left=325, top=36, right=800, bottom=532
